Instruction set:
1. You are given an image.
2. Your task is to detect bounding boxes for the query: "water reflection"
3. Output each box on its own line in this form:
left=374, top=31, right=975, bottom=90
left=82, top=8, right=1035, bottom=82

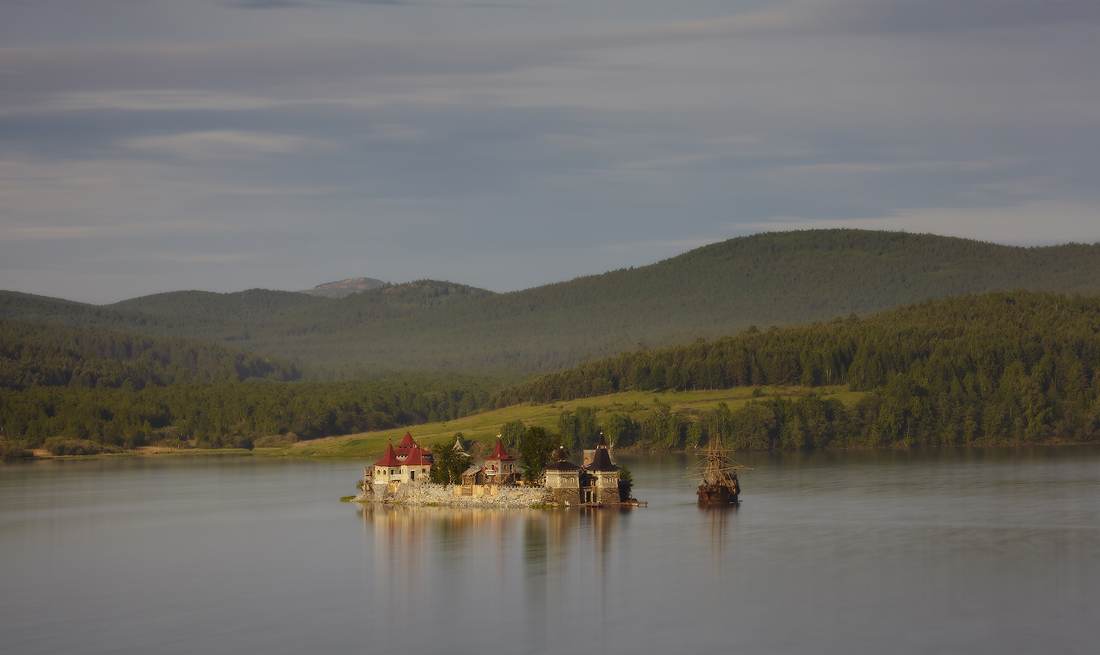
left=698, top=503, right=738, bottom=576
left=355, top=504, right=627, bottom=575
left=4, top=449, right=1098, bottom=655
left=354, top=503, right=632, bottom=648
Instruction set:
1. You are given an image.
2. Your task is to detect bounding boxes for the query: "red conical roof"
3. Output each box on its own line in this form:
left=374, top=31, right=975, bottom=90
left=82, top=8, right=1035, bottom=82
left=484, top=438, right=516, bottom=461
left=404, top=450, right=428, bottom=466
left=374, top=443, right=401, bottom=467
left=399, top=432, right=417, bottom=448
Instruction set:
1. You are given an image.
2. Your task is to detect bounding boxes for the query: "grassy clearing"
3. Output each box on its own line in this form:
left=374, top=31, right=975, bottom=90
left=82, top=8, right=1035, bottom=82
left=259, top=385, right=865, bottom=460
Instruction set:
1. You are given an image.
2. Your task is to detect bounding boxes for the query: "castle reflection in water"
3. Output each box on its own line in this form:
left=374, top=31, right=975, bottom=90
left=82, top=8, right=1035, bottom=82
left=354, top=503, right=640, bottom=636
left=356, top=503, right=630, bottom=570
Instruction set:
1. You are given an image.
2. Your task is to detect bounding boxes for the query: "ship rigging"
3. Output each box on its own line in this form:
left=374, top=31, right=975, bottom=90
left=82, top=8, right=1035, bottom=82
left=684, top=433, right=752, bottom=504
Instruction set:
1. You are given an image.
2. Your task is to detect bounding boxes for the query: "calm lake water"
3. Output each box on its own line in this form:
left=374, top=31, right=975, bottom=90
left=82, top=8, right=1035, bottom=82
left=2, top=447, right=1098, bottom=655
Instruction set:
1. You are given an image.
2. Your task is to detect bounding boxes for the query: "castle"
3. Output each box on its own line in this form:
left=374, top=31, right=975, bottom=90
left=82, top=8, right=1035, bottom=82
left=362, top=432, right=624, bottom=506
left=542, top=435, right=622, bottom=505
left=367, top=432, right=434, bottom=487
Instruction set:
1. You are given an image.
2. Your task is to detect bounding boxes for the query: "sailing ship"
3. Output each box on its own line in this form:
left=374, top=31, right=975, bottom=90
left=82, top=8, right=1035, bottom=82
left=684, top=433, right=751, bottom=504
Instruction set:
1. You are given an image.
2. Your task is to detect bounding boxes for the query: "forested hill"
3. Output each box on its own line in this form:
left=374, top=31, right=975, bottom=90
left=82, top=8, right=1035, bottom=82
left=490, top=289, right=1100, bottom=404
left=0, top=318, right=301, bottom=391
left=0, top=315, right=497, bottom=453
left=489, top=290, right=1100, bottom=449
left=110, top=289, right=326, bottom=322
left=3, top=230, right=1100, bottom=375
left=6, top=289, right=1099, bottom=455
left=0, top=281, right=496, bottom=355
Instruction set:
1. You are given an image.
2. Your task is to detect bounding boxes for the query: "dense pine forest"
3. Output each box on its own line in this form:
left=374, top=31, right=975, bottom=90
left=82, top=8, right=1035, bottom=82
left=4, top=230, right=1100, bottom=375
left=5, top=289, right=1100, bottom=458
left=0, top=375, right=496, bottom=456
left=491, top=290, right=1100, bottom=451
left=0, top=281, right=495, bottom=365
left=0, top=318, right=301, bottom=391
left=0, top=316, right=495, bottom=458
left=4, top=230, right=1100, bottom=459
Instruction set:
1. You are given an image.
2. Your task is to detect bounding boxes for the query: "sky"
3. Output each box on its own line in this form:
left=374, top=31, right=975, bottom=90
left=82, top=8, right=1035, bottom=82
left=1, top=0, right=1098, bottom=304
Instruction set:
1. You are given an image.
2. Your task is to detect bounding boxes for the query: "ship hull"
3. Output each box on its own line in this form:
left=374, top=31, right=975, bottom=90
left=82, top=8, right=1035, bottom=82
left=697, top=483, right=738, bottom=504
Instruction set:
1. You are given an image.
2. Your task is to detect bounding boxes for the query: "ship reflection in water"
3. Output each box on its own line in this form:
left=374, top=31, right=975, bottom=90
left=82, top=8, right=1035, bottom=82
left=699, top=502, right=739, bottom=574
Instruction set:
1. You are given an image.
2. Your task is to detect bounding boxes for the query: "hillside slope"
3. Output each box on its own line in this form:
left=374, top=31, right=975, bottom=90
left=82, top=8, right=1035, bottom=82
left=110, top=289, right=326, bottom=322
left=484, top=289, right=1100, bottom=450
left=316, top=230, right=1100, bottom=372
left=0, top=280, right=495, bottom=365
left=0, top=317, right=301, bottom=391
left=7, top=289, right=1100, bottom=453
left=4, top=230, right=1100, bottom=374
left=247, top=230, right=1100, bottom=373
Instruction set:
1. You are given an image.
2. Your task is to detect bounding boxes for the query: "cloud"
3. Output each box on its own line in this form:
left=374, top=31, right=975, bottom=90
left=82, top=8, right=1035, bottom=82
left=364, top=123, right=426, bottom=142
left=121, top=131, right=336, bottom=160
left=0, top=217, right=238, bottom=242
left=48, top=90, right=287, bottom=113
left=3, top=2, right=1096, bottom=124
left=227, top=0, right=408, bottom=7
left=226, top=0, right=311, bottom=7
left=2, top=0, right=1099, bottom=304
left=0, top=225, right=123, bottom=240
left=811, top=0, right=1100, bottom=35
left=211, top=185, right=344, bottom=197
left=0, top=158, right=302, bottom=244
left=0, top=37, right=560, bottom=102
left=658, top=0, right=1100, bottom=38
left=775, top=160, right=1004, bottom=174
left=107, top=251, right=260, bottom=264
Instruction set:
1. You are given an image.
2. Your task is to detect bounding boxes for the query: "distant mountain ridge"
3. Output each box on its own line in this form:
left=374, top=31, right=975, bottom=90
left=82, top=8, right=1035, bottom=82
left=111, top=289, right=325, bottom=322
left=3, top=230, right=1100, bottom=376
left=300, top=277, right=387, bottom=299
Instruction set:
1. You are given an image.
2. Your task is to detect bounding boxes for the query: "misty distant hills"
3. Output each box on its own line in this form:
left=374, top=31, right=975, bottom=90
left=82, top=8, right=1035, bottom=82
left=111, top=289, right=326, bottom=322
left=300, top=277, right=387, bottom=299
left=0, top=281, right=496, bottom=368
left=0, top=316, right=300, bottom=392
left=3, top=230, right=1100, bottom=376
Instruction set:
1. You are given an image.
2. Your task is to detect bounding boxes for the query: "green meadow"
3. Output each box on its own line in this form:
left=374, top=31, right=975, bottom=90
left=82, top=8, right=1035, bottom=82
left=266, top=385, right=864, bottom=459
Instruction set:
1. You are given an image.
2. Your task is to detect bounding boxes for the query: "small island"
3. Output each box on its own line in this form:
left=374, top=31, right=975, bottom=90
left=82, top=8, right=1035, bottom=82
left=353, top=432, right=634, bottom=509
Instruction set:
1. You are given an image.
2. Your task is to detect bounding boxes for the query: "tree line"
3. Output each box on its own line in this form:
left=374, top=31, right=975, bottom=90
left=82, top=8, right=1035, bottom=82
left=490, top=290, right=1100, bottom=449
left=0, top=375, right=495, bottom=452
left=0, top=318, right=301, bottom=391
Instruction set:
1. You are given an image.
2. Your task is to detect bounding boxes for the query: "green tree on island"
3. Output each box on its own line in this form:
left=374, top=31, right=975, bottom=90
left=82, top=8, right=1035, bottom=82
left=618, top=464, right=634, bottom=499
left=429, top=436, right=468, bottom=484
left=519, top=425, right=561, bottom=483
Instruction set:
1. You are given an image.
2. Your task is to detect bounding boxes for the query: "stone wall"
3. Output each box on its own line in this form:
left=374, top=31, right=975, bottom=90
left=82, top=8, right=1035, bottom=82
left=355, top=482, right=553, bottom=509
left=551, top=488, right=582, bottom=505
left=596, top=487, right=621, bottom=505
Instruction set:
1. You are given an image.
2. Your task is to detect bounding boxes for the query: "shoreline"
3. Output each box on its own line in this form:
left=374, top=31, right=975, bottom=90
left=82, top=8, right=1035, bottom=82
left=6, top=440, right=1099, bottom=463
left=353, top=482, right=554, bottom=509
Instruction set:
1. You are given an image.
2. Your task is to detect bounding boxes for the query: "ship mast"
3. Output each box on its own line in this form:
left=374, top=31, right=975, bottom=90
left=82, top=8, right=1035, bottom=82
left=684, top=433, right=751, bottom=485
